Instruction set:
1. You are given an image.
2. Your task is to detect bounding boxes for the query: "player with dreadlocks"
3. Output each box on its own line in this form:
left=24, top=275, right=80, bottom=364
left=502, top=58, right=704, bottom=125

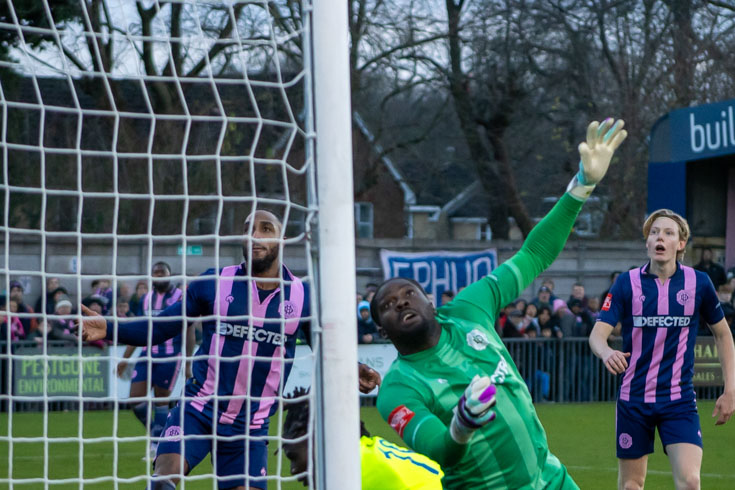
left=281, top=387, right=444, bottom=489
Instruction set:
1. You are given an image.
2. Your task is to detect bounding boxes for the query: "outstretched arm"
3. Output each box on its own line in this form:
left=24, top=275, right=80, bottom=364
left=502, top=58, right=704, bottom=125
left=81, top=301, right=189, bottom=345
left=454, top=119, right=627, bottom=316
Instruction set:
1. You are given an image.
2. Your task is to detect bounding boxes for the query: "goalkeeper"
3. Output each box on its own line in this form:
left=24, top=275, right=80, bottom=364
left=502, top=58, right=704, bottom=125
left=372, top=118, right=627, bottom=489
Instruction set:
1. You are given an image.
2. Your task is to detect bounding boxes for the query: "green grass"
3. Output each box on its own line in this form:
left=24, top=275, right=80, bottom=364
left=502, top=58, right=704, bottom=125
left=538, top=401, right=735, bottom=490
left=1, top=401, right=734, bottom=489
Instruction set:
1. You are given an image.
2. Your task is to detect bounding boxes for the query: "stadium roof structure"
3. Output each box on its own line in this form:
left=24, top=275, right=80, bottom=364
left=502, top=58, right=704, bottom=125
left=648, top=97, right=735, bottom=267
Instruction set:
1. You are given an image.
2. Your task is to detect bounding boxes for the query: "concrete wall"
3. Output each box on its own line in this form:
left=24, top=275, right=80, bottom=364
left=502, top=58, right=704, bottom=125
left=0, top=235, right=313, bottom=302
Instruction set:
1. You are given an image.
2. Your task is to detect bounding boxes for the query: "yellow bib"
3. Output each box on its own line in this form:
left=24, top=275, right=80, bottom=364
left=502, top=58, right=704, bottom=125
left=360, top=436, right=444, bottom=489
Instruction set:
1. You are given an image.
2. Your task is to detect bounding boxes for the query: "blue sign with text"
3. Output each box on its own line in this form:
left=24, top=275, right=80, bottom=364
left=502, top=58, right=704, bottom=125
left=669, top=99, right=735, bottom=162
left=380, top=249, right=497, bottom=304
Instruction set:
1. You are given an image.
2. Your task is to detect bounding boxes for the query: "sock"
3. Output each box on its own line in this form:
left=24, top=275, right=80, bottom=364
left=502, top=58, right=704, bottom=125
left=151, top=405, right=169, bottom=441
left=133, top=402, right=150, bottom=431
left=149, top=477, right=176, bottom=490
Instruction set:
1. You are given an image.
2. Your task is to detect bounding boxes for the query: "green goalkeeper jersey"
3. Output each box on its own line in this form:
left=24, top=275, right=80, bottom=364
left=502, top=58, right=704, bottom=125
left=377, top=193, right=584, bottom=490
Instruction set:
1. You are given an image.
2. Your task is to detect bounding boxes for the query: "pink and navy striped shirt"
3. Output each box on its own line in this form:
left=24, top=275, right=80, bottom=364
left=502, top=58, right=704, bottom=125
left=107, top=263, right=310, bottom=434
left=598, top=262, right=723, bottom=403
left=140, top=285, right=183, bottom=357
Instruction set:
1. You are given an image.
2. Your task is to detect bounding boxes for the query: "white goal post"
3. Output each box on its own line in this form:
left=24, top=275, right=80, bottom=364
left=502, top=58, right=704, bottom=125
left=0, top=0, right=360, bottom=488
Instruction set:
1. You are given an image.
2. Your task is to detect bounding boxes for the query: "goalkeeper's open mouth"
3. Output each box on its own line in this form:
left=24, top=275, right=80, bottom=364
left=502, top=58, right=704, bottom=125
left=401, top=310, right=419, bottom=324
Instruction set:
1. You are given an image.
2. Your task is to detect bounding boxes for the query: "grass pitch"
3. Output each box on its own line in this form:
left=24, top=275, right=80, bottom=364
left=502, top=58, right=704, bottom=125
left=1, top=401, right=734, bottom=489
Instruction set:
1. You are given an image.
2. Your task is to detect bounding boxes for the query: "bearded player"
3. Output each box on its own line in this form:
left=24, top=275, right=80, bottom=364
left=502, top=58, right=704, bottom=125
left=82, top=210, right=310, bottom=490
left=372, top=119, right=627, bottom=488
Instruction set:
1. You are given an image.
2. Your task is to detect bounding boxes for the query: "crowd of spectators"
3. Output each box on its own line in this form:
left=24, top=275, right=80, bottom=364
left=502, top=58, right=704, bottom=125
left=496, top=279, right=598, bottom=340
left=0, top=277, right=156, bottom=348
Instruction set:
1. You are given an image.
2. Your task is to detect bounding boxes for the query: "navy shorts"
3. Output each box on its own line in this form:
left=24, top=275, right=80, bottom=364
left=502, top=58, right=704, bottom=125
left=131, top=355, right=181, bottom=391
left=616, top=398, right=702, bottom=459
left=156, top=403, right=268, bottom=490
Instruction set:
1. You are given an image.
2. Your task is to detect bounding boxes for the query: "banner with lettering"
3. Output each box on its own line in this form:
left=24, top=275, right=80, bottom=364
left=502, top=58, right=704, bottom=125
left=12, top=345, right=109, bottom=397
left=380, top=248, right=498, bottom=303
left=692, top=337, right=723, bottom=386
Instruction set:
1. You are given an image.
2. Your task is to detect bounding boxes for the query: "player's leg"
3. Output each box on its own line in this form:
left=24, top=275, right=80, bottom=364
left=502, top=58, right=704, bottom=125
left=130, top=361, right=152, bottom=432
left=616, top=400, right=655, bottom=490
left=150, top=358, right=180, bottom=449
left=658, top=398, right=703, bottom=490
left=153, top=404, right=211, bottom=487
left=666, top=443, right=702, bottom=490
left=618, top=457, right=648, bottom=490
left=214, top=427, right=269, bottom=490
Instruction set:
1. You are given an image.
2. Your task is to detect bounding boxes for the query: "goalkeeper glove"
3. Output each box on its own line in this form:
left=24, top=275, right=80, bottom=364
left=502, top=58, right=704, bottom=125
left=449, top=375, right=497, bottom=444
left=567, top=118, right=627, bottom=201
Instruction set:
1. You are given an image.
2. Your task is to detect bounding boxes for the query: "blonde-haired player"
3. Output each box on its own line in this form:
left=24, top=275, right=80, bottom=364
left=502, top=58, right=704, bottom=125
left=590, top=209, right=735, bottom=490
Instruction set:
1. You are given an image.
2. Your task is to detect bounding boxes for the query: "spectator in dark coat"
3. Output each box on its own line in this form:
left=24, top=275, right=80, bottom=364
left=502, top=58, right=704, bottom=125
left=27, top=295, right=78, bottom=345
left=35, top=277, right=60, bottom=315
left=357, top=300, right=378, bottom=344
left=695, top=247, right=726, bottom=289
left=8, top=280, right=37, bottom=336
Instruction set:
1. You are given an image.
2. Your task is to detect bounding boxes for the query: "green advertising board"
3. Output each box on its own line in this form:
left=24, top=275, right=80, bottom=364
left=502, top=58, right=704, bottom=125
left=12, top=345, right=109, bottom=397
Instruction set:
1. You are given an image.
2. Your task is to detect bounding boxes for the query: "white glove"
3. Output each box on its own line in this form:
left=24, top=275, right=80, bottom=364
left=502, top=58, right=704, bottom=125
left=567, top=118, right=627, bottom=200
left=449, top=375, right=497, bottom=444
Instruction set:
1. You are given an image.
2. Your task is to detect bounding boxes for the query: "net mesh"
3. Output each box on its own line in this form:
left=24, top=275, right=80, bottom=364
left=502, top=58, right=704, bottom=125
left=1, top=1, right=319, bottom=487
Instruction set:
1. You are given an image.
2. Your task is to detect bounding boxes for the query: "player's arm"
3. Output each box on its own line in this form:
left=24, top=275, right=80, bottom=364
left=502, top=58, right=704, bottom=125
left=116, top=345, right=137, bottom=378
left=185, top=321, right=199, bottom=379
left=709, top=318, right=735, bottom=425
left=81, top=283, right=203, bottom=344
left=700, top=278, right=735, bottom=425
left=453, top=119, right=627, bottom=318
left=80, top=301, right=184, bottom=344
left=589, top=321, right=629, bottom=374
left=377, top=377, right=496, bottom=467
left=378, top=382, right=469, bottom=467
left=590, top=275, right=629, bottom=374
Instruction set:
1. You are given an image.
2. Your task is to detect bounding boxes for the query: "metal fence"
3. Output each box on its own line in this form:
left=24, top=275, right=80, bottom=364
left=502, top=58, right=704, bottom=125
left=503, top=337, right=725, bottom=403
left=1, top=338, right=728, bottom=412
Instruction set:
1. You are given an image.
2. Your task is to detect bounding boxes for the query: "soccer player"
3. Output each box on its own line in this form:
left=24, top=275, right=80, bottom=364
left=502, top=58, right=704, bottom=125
left=589, top=209, right=735, bottom=490
left=371, top=118, right=627, bottom=489
left=116, top=261, right=192, bottom=458
left=282, top=386, right=444, bottom=489
left=81, top=209, right=310, bottom=490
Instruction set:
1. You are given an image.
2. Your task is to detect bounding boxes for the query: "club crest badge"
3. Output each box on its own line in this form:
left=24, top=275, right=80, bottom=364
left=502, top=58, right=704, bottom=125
left=467, top=329, right=490, bottom=351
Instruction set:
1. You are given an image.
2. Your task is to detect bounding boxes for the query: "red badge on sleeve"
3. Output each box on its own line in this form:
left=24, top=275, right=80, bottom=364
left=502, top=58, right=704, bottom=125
left=602, top=293, right=613, bottom=311
left=388, top=405, right=415, bottom=438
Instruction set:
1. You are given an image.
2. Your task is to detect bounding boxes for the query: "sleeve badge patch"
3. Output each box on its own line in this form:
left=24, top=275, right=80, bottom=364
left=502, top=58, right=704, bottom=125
left=602, top=293, right=613, bottom=312
left=387, top=405, right=415, bottom=438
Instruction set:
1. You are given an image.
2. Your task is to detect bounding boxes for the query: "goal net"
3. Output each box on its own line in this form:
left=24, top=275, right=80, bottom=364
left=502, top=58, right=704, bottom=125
left=0, top=0, right=359, bottom=488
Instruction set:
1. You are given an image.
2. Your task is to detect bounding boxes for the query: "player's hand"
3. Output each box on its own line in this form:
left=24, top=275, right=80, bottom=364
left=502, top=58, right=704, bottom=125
left=603, top=350, right=631, bottom=375
left=713, top=390, right=735, bottom=425
left=358, top=363, right=381, bottom=394
left=450, top=375, right=497, bottom=444
left=116, top=361, right=128, bottom=378
left=577, top=118, right=627, bottom=185
left=78, top=304, right=108, bottom=342
left=186, top=361, right=193, bottom=379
